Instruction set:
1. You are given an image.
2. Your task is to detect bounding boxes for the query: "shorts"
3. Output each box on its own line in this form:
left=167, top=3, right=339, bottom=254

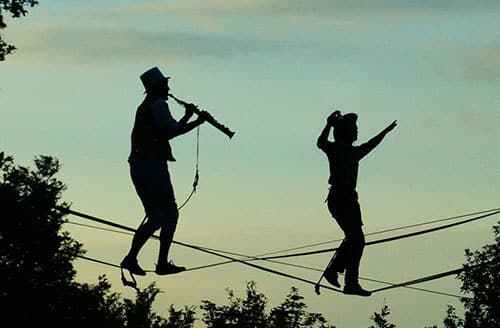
left=129, top=158, right=179, bottom=229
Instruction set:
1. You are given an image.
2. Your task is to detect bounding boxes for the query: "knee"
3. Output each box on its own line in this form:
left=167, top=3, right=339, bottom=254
left=146, top=205, right=179, bottom=230
left=345, top=229, right=365, bottom=246
left=159, top=206, right=179, bottom=230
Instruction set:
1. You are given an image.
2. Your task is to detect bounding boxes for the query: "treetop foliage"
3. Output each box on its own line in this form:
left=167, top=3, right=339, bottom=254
left=200, top=282, right=336, bottom=328
left=0, top=0, right=39, bottom=60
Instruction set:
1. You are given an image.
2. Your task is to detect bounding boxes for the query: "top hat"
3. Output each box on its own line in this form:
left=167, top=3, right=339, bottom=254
left=140, top=67, right=169, bottom=91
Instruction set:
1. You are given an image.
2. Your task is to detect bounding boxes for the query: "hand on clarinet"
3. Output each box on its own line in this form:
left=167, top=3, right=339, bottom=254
left=197, top=110, right=211, bottom=123
left=184, top=102, right=197, bottom=118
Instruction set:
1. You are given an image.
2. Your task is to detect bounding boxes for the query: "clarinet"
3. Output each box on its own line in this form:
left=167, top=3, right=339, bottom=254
left=168, top=93, right=235, bottom=139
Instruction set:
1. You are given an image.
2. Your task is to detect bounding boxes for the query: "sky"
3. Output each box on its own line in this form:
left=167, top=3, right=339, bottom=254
left=1, top=0, right=500, bottom=326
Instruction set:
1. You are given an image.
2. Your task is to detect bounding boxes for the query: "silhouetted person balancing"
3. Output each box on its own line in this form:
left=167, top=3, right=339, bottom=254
left=121, top=67, right=208, bottom=277
left=317, top=110, right=397, bottom=297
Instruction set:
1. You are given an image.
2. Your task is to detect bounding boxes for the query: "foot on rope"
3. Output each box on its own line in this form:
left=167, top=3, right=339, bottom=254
left=343, top=284, right=372, bottom=297
left=155, top=261, right=186, bottom=275
left=121, top=256, right=146, bottom=276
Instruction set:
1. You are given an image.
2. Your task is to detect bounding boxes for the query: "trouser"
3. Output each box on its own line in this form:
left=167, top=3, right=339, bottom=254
left=326, top=189, right=365, bottom=286
left=129, top=158, right=179, bottom=231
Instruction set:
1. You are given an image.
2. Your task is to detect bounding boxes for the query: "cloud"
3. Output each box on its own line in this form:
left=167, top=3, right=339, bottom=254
left=428, top=39, right=500, bottom=83
left=461, top=44, right=500, bottom=82
left=457, top=110, right=500, bottom=134
left=155, top=0, right=500, bottom=25
left=133, top=0, right=500, bottom=19
left=10, top=24, right=302, bottom=66
left=39, top=1, right=500, bottom=32
left=7, top=0, right=500, bottom=71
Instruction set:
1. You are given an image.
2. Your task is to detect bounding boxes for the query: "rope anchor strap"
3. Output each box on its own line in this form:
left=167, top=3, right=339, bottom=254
left=315, top=248, right=340, bottom=295
left=121, top=267, right=139, bottom=291
left=178, top=126, right=200, bottom=210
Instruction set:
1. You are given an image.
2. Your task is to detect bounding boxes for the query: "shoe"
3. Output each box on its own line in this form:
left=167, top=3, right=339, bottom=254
left=155, top=261, right=186, bottom=275
left=324, top=270, right=341, bottom=288
left=343, top=284, right=372, bottom=297
left=121, top=256, right=146, bottom=276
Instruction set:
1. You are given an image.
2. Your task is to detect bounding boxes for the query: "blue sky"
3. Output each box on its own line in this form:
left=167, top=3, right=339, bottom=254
left=1, top=1, right=500, bottom=327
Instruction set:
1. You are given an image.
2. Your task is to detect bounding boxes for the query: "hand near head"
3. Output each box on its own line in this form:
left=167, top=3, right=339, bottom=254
left=327, top=110, right=342, bottom=126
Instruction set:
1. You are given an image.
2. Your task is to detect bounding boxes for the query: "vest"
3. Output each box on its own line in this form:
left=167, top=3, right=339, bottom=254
left=129, top=97, right=175, bottom=161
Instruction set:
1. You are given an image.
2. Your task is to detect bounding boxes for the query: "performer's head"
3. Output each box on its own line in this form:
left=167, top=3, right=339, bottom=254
left=140, top=67, right=170, bottom=99
left=331, top=111, right=358, bottom=143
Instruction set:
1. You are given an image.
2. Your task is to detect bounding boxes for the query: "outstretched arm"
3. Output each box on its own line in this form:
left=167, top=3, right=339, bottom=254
left=358, top=120, right=397, bottom=158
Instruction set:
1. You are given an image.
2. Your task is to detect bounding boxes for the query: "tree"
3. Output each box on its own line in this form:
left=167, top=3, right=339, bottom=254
left=443, top=223, right=500, bottom=328
left=442, top=305, right=464, bottom=328
left=0, top=0, right=39, bottom=60
left=0, top=151, right=89, bottom=325
left=369, top=304, right=396, bottom=328
left=200, top=281, right=336, bottom=328
left=0, top=151, right=195, bottom=327
left=269, top=286, right=334, bottom=328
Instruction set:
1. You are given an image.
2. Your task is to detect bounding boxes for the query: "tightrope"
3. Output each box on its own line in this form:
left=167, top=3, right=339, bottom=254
left=61, top=207, right=499, bottom=297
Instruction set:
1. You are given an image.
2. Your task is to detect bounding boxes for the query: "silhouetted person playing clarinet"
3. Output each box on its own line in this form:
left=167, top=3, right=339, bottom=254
left=317, top=110, right=397, bottom=296
left=121, top=67, right=207, bottom=276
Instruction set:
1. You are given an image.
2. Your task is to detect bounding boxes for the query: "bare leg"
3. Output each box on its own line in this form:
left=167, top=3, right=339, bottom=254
left=126, top=220, right=158, bottom=259
left=157, top=226, right=175, bottom=264
left=121, top=219, right=158, bottom=276
left=155, top=225, right=185, bottom=275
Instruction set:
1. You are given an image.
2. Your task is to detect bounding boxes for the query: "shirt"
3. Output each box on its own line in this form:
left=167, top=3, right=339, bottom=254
left=318, top=140, right=379, bottom=191
left=129, top=96, right=178, bottom=161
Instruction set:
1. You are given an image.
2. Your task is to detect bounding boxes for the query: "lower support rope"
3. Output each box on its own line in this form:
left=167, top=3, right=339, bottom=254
left=260, top=209, right=500, bottom=261
left=62, top=207, right=498, bottom=296
left=183, top=208, right=500, bottom=271
left=69, top=221, right=466, bottom=298
left=370, top=262, right=487, bottom=294
left=62, top=208, right=344, bottom=294
left=76, top=251, right=468, bottom=298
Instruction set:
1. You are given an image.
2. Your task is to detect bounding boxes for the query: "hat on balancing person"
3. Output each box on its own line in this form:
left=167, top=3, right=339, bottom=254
left=140, top=67, right=170, bottom=92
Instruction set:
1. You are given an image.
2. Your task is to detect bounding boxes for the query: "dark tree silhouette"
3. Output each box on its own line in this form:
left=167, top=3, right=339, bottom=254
left=442, top=223, right=500, bottom=328
left=0, top=0, right=38, bottom=60
left=200, top=281, right=336, bottom=328
left=123, top=283, right=196, bottom=328
left=442, top=305, right=464, bottom=328
left=368, top=304, right=396, bottom=328
left=0, top=152, right=195, bottom=327
left=404, top=223, right=500, bottom=328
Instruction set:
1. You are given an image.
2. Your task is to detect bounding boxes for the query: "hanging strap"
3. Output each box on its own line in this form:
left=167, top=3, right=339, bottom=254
left=178, top=126, right=200, bottom=210
left=120, top=267, right=139, bottom=291
left=314, top=245, right=342, bottom=295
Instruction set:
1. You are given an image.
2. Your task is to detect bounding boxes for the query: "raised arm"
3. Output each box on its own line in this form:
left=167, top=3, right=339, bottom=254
left=317, top=122, right=332, bottom=150
left=358, top=120, right=397, bottom=158
left=317, top=111, right=341, bottom=150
